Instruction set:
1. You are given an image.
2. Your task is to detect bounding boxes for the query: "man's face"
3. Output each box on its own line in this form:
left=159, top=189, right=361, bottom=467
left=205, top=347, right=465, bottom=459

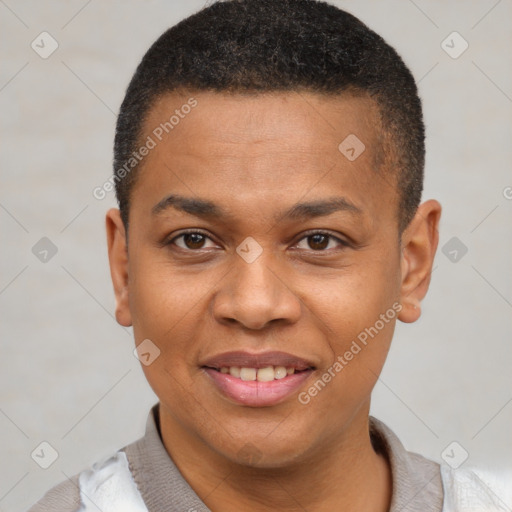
left=117, top=91, right=405, bottom=465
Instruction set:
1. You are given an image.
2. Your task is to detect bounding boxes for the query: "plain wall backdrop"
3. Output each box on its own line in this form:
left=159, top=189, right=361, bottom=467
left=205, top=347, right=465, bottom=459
left=1, top=1, right=511, bottom=510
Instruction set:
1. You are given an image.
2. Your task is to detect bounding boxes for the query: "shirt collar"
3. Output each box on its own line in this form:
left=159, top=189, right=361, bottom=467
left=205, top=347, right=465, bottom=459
left=123, top=403, right=443, bottom=511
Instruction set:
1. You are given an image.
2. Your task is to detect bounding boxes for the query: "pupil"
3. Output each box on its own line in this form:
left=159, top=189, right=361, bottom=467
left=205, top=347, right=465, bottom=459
left=185, top=233, right=205, bottom=249
left=309, top=234, right=328, bottom=250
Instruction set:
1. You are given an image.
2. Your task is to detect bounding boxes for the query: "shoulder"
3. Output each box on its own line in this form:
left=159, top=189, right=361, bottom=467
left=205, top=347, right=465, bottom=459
left=26, top=404, right=161, bottom=511
left=26, top=474, right=81, bottom=512
left=440, top=466, right=511, bottom=512
left=26, top=450, right=147, bottom=512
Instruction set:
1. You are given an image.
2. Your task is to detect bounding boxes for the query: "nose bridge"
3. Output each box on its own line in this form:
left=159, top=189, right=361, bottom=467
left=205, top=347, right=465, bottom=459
left=213, top=249, right=301, bottom=330
left=236, top=254, right=277, bottom=302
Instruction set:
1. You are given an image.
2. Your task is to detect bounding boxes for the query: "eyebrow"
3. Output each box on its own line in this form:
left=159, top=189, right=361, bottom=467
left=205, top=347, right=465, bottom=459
left=151, top=194, right=363, bottom=221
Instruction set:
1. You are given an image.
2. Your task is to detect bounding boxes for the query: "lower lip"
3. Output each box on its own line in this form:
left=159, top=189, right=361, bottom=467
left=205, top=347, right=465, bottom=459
left=203, top=368, right=313, bottom=407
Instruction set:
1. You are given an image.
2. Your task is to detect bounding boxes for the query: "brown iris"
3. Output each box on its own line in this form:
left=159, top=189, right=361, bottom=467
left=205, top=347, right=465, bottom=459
left=307, top=234, right=329, bottom=250
left=183, top=233, right=206, bottom=249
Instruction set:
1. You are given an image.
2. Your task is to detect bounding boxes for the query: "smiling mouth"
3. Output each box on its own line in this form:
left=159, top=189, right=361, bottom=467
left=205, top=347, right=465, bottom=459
left=200, top=351, right=316, bottom=406
left=204, top=365, right=314, bottom=382
left=200, top=350, right=316, bottom=405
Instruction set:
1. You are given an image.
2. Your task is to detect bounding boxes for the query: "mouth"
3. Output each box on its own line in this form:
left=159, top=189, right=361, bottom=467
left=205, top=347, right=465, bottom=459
left=207, top=364, right=309, bottom=381
left=201, top=351, right=316, bottom=407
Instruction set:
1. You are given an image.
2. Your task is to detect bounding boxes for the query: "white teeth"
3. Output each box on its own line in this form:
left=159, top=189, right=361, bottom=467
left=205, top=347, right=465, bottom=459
left=219, top=365, right=299, bottom=380
left=240, top=367, right=257, bottom=381
left=274, top=366, right=287, bottom=379
left=257, top=366, right=275, bottom=382
left=229, top=366, right=241, bottom=378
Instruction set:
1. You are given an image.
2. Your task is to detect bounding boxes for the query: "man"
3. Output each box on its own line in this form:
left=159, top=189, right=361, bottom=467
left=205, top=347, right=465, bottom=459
left=28, top=0, right=504, bottom=510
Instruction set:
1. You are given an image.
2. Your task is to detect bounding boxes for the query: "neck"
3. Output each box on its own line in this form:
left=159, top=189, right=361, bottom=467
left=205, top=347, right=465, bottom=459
left=159, top=404, right=392, bottom=512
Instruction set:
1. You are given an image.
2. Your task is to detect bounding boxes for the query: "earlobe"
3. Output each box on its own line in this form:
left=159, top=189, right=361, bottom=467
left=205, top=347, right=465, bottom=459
left=106, top=208, right=132, bottom=327
left=398, top=200, right=441, bottom=324
left=399, top=299, right=421, bottom=323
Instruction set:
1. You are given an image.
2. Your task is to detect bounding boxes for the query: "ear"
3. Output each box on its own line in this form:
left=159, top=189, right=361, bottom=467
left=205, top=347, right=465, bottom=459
left=106, top=208, right=132, bottom=327
left=398, top=200, right=441, bottom=323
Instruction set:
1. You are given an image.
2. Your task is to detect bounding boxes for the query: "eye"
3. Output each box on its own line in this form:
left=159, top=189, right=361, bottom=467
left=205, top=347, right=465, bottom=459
left=295, top=232, right=347, bottom=251
left=171, top=231, right=218, bottom=250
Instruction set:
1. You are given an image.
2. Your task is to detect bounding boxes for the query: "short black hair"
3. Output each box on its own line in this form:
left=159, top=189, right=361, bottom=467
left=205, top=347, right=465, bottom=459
left=114, top=0, right=424, bottom=232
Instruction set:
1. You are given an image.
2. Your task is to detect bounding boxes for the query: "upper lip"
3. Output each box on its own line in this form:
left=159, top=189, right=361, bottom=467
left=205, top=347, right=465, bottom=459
left=201, top=351, right=315, bottom=371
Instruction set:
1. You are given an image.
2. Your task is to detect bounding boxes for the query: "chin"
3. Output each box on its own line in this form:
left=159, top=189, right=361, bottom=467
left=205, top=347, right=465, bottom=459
left=212, top=429, right=313, bottom=470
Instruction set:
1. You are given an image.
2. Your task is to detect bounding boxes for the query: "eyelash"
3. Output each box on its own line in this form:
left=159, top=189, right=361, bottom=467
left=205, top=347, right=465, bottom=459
left=167, top=229, right=350, bottom=252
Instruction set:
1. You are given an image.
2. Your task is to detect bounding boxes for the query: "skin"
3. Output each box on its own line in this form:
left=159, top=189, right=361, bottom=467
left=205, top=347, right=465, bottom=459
left=107, top=90, right=441, bottom=511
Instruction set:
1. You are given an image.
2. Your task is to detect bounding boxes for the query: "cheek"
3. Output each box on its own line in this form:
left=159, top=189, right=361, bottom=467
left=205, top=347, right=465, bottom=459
left=129, top=251, right=213, bottom=333
left=128, top=263, right=210, bottom=416
left=300, top=249, right=401, bottom=402
left=309, top=278, right=397, bottom=376
left=297, top=295, right=397, bottom=428
left=128, top=255, right=214, bottom=377
left=306, top=252, right=400, bottom=342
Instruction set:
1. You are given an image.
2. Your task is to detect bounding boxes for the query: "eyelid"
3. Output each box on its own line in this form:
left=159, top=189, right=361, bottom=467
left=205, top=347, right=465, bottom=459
left=166, top=228, right=221, bottom=249
left=293, top=229, right=351, bottom=249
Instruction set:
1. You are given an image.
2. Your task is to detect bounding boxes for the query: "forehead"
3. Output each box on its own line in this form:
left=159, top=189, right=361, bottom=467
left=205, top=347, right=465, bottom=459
left=131, top=90, right=397, bottom=225
left=144, top=90, right=381, bottom=154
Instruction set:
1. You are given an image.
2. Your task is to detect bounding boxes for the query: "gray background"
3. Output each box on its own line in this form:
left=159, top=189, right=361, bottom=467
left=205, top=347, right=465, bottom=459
left=1, top=1, right=511, bottom=510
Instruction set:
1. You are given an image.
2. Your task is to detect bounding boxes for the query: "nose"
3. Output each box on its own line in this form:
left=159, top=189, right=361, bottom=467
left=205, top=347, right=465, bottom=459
left=212, top=255, right=302, bottom=330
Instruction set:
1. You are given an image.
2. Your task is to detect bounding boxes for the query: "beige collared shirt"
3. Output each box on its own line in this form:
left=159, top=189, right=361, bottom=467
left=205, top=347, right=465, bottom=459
left=28, top=403, right=447, bottom=511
